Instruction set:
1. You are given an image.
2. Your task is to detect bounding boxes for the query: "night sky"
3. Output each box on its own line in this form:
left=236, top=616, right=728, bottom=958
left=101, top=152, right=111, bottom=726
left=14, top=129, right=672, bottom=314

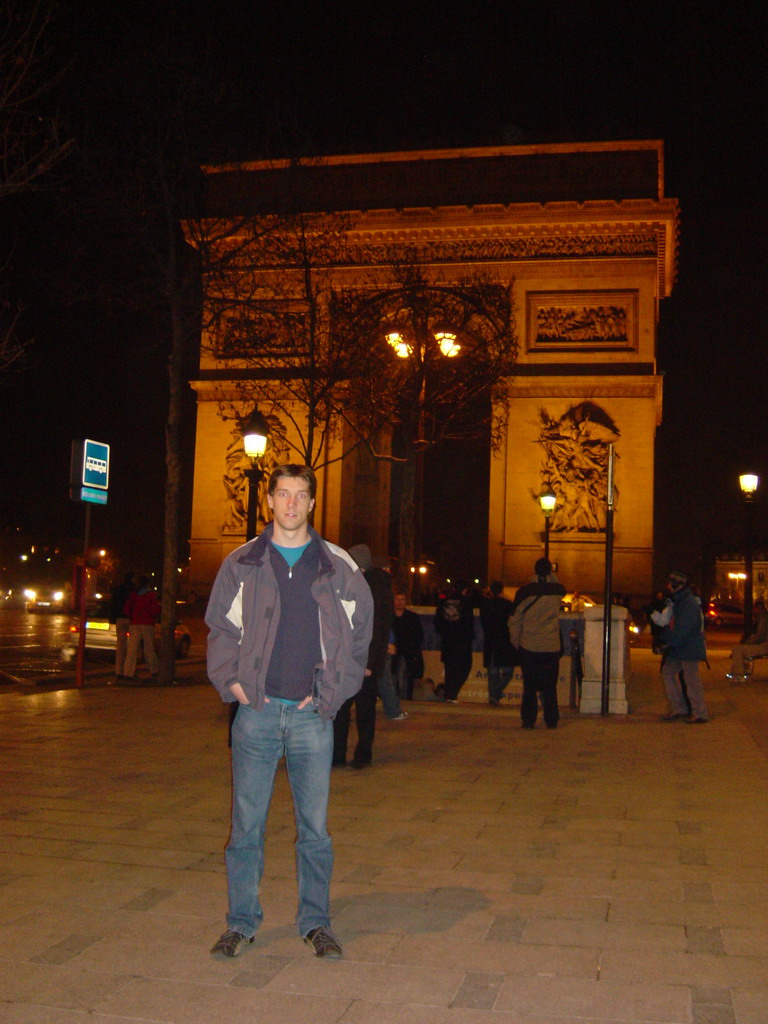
left=1, top=0, right=765, bottom=588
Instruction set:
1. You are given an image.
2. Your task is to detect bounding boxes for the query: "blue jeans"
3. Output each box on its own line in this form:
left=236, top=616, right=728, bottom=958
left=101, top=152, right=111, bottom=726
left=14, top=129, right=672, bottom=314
left=377, top=656, right=404, bottom=719
left=226, top=700, right=334, bottom=937
left=487, top=660, right=513, bottom=703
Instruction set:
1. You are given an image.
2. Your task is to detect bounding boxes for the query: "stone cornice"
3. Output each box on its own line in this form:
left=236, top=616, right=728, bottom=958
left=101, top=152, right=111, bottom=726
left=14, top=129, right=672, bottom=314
left=209, top=199, right=678, bottom=297
left=508, top=375, right=664, bottom=425
left=342, top=200, right=678, bottom=296
left=510, top=380, right=661, bottom=398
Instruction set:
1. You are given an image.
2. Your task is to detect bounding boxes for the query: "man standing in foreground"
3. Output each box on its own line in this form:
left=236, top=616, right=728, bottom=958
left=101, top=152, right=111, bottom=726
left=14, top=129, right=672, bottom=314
left=206, top=465, right=373, bottom=961
left=659, top=570, right=709, bottom=723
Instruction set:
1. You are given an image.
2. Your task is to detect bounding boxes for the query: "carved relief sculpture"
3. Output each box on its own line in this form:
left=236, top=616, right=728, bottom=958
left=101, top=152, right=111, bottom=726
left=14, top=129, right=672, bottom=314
left=222, top=429, right=251, bottom=533
left=534, top=402, right=620, bottom=533
left=527, top=291, right=638, bottom=350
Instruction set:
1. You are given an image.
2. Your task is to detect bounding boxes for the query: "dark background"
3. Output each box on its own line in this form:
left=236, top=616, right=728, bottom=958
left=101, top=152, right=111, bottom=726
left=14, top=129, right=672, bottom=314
left=1, top=0, right=765, bottom=593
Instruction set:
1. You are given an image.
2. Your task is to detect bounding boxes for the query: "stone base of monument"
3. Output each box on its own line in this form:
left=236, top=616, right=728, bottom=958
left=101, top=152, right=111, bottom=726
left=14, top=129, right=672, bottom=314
left=579, top=604, right=630, bottom=715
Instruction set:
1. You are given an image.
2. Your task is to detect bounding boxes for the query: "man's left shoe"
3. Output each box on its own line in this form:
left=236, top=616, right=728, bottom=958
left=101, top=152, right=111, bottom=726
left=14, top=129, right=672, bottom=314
left=303, top=926, right=342, bottom=959
left=686, top=716, right=709, bottom=724
left=388, top=711, right=408, bottom=721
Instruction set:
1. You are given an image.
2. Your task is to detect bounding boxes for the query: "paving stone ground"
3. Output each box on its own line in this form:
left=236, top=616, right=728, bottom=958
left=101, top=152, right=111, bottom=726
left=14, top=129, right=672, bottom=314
left=0, top=643, right=766, bottom=1024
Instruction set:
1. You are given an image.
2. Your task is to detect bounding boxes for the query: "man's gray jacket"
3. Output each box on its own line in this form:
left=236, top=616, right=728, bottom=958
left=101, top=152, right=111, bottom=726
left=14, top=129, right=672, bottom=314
left=205, top=523, right=374, bottom=720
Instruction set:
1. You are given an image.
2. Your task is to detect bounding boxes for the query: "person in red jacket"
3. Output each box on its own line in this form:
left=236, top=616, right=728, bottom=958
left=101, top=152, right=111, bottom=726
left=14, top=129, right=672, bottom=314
left=123, top=575, right=160, bottom=680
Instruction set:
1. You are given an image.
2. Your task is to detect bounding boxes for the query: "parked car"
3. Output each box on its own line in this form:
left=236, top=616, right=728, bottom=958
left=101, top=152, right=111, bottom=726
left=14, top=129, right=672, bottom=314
left=65, top=616, right=192, bottom=658
left=704, top=601, right=743, bottom=627
left=25, top=585, right=70, bottom=613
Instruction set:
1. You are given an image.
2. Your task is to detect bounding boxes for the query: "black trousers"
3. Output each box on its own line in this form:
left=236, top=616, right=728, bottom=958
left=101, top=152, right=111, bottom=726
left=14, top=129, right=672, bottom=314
left=518, top=649, right=560, bottom=728
left=332, top=673, right=378, bottom=764
left=442, top=650, right=473, bottom=700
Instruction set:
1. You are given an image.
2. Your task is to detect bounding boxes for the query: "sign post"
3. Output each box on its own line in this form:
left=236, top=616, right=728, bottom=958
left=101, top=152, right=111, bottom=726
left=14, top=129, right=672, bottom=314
left=601, top=444, right=616, bottom=715
left=70, top=440, right=110, bottom=686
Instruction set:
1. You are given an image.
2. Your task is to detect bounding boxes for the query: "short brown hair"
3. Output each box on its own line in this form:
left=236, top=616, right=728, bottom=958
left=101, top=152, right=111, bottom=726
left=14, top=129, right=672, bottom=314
left=267, top=464, right=317, bottom=500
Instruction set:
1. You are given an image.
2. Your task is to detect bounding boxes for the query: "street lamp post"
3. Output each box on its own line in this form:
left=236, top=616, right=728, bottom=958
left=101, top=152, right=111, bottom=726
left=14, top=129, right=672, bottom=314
left=739, top=473, right=759, bottom=636
left=385, top=322, right=460, bottom=588
left=539, top=487, right=557, bottom=560
left=242, top=409, right=271, bottom=542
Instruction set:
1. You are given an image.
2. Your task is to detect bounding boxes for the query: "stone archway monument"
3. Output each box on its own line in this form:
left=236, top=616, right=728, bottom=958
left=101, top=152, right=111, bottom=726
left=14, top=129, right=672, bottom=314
left=186, top=141, right=677, bottom=600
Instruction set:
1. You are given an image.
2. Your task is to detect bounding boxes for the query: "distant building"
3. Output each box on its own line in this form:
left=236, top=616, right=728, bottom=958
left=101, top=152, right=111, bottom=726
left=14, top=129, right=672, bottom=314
left=185, top=141, right=678, bottom=599
left=713, top=554, right=768, bottom=605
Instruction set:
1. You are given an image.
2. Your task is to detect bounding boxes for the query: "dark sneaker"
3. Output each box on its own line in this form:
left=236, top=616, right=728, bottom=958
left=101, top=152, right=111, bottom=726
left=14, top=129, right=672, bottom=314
left=210, top=929, right=254, bottom=958
left=660, top=712, right=687, bottom=721
left=304, top=926, right=342, bottom=959
left=686, top=716, right=709, bottom=724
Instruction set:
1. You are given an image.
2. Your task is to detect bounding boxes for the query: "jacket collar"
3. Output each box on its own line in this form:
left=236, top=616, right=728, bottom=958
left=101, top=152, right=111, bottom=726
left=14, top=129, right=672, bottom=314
left=236, top=522, right=334, bottom=577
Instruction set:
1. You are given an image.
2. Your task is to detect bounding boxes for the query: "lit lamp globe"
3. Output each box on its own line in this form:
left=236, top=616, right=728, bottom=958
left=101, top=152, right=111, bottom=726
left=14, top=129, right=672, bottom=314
left=242, top=411, right=270, bottom=459
left=539, top=488, right=557, bottom=517
left=739, top=473, right=759, bottom=500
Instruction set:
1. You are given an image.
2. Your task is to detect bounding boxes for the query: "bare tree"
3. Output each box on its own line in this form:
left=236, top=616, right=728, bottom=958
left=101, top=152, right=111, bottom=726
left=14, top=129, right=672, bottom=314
left=198, top=206, right=366, bottom=473
left=333, top=263, right=517, bottom=575
left=66, top=18, right=247, bottom=683
left=0, top=0, right=71, bottom=377
left=201, top=223, right=517, bottom=575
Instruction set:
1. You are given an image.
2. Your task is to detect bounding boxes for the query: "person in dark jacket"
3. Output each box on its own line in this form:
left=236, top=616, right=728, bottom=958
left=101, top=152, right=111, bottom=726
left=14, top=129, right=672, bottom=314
left=480, top=580, right=516, bottom=705
left=391, top=588, right=424, bottom=699
left=206, top=465, right=373, bottom=963
left=434, top=582, right=475, bottom=702
left=333, top=544, right=397, bottom=768
left=108, top=571, right=135, bottom=680
left=659, top=571, right=709, bottom=723
left=509, top=558, right=566, bottom=729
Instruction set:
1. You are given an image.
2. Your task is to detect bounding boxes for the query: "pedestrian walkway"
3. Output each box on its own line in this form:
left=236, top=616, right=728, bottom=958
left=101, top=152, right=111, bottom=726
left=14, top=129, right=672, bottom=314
left=0, top=644, right=766, bottom=1023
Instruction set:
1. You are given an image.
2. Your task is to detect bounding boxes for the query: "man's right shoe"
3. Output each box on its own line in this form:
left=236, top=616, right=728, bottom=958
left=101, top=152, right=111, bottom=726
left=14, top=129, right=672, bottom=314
left=659, top=712, right=688, bottom=721
left=210, top=929, right=254, bottom=958
left=388, top=711, right=409, bottom=721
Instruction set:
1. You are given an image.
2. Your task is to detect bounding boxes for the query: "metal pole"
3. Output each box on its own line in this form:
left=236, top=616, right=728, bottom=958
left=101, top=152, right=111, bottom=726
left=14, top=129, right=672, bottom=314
left=601, top=444, right=615, bottom=715
left=75, top=503, right=91, bottom=689
left=544, top=515, right=550, bottom=560
left=231, top=462, right=263, bottom=745
left=743, top=498, right=754, bottom=637
left=245, top=464, right=264, bottom=542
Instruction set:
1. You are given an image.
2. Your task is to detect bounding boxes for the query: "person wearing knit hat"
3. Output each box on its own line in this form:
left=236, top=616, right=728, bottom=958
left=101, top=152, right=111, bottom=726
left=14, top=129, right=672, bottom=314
left=508, top=557, right=567, bottom=729
left=334, top=543, right=407, bottom=771
left=658, top=570, right=709, bottom=723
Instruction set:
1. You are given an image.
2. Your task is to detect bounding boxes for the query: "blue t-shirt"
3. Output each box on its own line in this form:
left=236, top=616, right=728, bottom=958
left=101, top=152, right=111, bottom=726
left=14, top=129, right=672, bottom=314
left=270, top=540, right=311, bottom=570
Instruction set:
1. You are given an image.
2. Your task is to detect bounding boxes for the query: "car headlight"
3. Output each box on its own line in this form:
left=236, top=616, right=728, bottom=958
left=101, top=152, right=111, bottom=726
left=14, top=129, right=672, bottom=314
left=53, top=591, right=64, bottom=602
left=24, top=589, right=36, bottom=601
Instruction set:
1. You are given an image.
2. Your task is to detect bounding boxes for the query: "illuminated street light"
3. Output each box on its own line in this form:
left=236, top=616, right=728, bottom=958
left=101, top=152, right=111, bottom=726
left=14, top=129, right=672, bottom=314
left=739, top=472, right=760, bottom=635
left=539, top=486, right=557, bottom=560
left=434, top=328, right=460, bottom=357
left=385, top=330, right=412, bottom=358
left=241, top=408, right=271, bottom=541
